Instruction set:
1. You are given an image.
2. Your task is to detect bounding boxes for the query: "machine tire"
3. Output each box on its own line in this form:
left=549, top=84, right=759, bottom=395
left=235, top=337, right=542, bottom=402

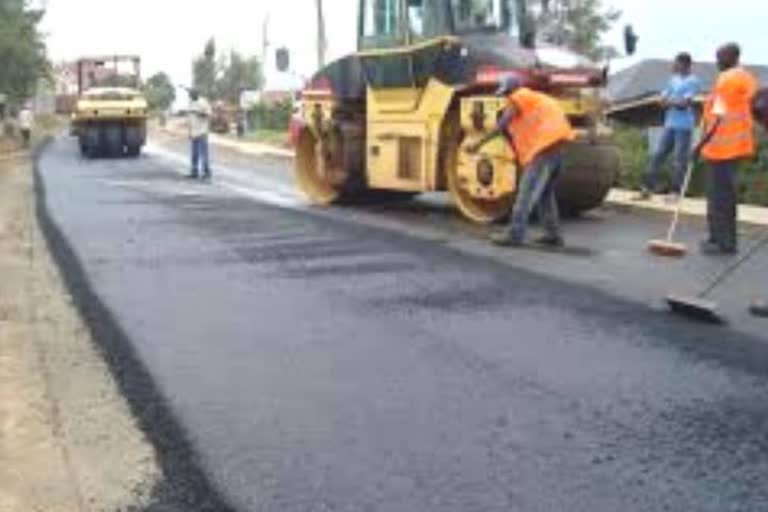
left=80, top=126, right=100, bottom=158
left=556, top=142, right=619, bottom=216
left=125, top=125, right=143, bottom=157
left=103, top=124, right=124, bottom=157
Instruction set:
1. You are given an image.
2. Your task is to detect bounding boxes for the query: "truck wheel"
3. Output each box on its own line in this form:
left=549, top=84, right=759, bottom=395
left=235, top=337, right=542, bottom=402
left=125, top=126, right=143, bottom=157
left=103, top=124, right=124, bottom=157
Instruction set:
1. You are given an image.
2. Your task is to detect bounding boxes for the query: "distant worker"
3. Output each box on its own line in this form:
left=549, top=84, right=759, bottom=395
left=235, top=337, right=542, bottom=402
left=18, top=104, right=33, bottom=149
left=187, top=89, right=213, bottom=181
left=635, top=52, right=702, bottom=201
left=467, top=75, right=575, bottom=247
left=693, top=43, right=758, bottom=255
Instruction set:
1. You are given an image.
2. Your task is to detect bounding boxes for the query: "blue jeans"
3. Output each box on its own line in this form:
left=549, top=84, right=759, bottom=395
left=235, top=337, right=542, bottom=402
left=506, top=149, right=563, bottom=242
left=643, top=127, right=693, bottom=193
left=191, top=135, right=211, bottom=177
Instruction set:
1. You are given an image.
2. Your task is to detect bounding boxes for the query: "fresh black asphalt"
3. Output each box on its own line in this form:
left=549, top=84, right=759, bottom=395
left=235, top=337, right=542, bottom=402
left=36, top=137, right=768, bottom=511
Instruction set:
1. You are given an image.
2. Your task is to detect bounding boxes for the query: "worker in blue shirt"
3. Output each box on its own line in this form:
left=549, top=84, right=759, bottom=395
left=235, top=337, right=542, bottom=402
left=635, top=53, right=702, bottom=201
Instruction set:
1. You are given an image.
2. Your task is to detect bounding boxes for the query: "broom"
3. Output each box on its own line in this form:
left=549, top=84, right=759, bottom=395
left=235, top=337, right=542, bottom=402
left=647, top=157, right=696, bottom=257
left=667, top=230, right=768, bottom=324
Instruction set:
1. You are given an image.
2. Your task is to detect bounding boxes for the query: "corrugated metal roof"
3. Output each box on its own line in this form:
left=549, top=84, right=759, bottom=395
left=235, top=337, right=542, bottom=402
left=607, top=59, right=768, bottom=106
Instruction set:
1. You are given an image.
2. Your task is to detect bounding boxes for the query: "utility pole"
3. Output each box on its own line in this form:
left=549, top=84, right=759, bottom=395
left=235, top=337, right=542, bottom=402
left=261, top=14, right=271, bottom=90
left=316, top=0, right=327, bottom=69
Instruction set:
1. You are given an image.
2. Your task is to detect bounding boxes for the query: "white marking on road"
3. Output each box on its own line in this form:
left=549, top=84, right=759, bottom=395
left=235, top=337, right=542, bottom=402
left=144, top=142, right=305, bottom=210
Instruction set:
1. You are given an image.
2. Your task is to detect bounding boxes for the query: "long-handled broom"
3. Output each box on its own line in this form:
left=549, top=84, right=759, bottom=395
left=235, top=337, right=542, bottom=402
left=647, top=159, right=696, bottom=258
left=667, top=231, right=768, bottom=323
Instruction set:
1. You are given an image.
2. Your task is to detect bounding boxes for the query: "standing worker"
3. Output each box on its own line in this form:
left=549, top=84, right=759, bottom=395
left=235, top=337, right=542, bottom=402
left=635, top=53, right=702, bottom=201
left=187, top=89, right=213, bottom=181
left=18, top=104, right=33, bottom=149
left=693, top=43, right=758, bottom=255
left=467, top=75, right=575, bottom=247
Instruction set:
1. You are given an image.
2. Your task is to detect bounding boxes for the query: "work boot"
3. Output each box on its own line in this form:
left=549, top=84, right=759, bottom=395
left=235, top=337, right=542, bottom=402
left=534, top=234, right=565, bottom=248
left=490, top=232, right=524, bottom=247
left=700, top=240, right=737, bottom=256
left=187, top=172, right=199, bottom=180
left=749, top=300, right=768, bottom=318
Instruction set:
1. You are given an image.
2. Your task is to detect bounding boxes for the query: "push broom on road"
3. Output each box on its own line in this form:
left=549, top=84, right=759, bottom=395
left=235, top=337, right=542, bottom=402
left=647, top=158, right=697, bottom=258
left=666, top=230, right=768, bottom=324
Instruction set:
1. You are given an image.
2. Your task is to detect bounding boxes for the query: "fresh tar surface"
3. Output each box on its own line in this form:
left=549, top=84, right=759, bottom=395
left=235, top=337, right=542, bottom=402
left=37, top=136, right=768, bottom=512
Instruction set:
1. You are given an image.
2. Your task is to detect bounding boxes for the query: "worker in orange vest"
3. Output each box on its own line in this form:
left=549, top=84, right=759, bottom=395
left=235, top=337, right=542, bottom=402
left=693, top=43, right=759, bottom=255
left=467, top=75, right=575, bottom=247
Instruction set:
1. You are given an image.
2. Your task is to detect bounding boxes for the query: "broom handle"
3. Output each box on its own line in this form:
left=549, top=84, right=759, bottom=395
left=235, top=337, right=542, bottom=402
left=665, top=122, right=705, bottom=242
left=665, top=161, right=695, bottom=241
left=699, top=233, right=768, bottom=297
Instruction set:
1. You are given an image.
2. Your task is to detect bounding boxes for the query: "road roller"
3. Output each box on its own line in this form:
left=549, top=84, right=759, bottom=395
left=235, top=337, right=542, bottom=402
left=287, top=0, right=621, bottom=223
left=71, top=55, right=148, bottom=158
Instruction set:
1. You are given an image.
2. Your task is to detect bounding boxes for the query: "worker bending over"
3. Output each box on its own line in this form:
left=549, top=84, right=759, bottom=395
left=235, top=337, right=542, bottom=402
left=693, top=43, right=758, bottom=255
left=467, top=75, right=575, bottom=247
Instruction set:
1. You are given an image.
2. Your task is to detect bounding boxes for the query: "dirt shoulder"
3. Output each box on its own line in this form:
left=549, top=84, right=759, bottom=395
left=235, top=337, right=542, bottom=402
left=0, top=149, right=161, bottom=511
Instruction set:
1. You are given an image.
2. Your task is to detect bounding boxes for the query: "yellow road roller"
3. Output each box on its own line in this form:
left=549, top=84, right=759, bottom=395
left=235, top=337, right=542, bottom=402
left=71, top=55, right=148, bottom=158
left=287, top=0, right=622, bottom=223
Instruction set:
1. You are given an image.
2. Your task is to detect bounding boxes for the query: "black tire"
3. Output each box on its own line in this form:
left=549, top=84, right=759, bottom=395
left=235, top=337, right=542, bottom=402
left=126, top=144, right=141, bottom=158
left=556, top=142, right=620, bottom=216
left=103, top=124, right=123, bottom=157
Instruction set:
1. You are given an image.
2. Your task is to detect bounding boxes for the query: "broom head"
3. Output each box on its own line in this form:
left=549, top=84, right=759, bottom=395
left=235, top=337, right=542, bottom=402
left=666, top=295, right=726, bottom=324
left=648, top=239, right=688, bottom=258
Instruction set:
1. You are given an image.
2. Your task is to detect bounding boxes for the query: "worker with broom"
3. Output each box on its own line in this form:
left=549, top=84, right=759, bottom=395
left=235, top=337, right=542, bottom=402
left=466, top=75, right=575, bottom=248
left=693, top=43, right=759, bottom=256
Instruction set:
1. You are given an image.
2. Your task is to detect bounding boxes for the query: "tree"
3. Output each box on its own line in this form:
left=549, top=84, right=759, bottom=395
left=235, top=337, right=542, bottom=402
left=534, top=0, right=621, bottom=61
left=215, top=51, right=263, bottom=105
left=144, top=72, right=176, bottom=112
left=0, top=0, right=49, bottom=103
left=192, top=38, right=217, bottom=98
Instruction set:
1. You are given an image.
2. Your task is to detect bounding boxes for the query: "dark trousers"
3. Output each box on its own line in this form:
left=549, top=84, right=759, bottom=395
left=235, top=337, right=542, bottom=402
left=643, top=127, right=693, bottom=193
left=506, top=149, right=563, bottom=242
left=707, top=159, right=739, bottom=251
left=20, top=128, right=31, bottom=148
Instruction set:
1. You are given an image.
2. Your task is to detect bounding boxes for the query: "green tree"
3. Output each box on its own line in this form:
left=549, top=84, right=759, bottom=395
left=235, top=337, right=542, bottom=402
left=534, top=0, right=621, bottom=61
left=215, top=51, right=263, bottom=105
left=0, top=0, right=49, bottom=103
left=144, top=72, right=176, bottom=112
left=192, top=38, right=217, bottom=98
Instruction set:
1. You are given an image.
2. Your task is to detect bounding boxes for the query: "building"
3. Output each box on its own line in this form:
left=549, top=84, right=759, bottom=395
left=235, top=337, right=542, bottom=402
left=606, top=59, right=768, bottom=125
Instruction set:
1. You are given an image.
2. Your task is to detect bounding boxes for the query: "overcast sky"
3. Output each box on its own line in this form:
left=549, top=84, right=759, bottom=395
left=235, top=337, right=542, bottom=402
left=40, top=0, right=768, bottom=91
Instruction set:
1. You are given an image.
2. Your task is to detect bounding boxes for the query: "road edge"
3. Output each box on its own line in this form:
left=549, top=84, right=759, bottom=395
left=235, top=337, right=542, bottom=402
left=33, top=138, right=239, bottom=512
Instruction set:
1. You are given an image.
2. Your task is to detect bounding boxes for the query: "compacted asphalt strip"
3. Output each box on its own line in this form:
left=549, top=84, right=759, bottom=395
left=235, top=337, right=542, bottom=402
left=36, top=136, right=768, bottom=512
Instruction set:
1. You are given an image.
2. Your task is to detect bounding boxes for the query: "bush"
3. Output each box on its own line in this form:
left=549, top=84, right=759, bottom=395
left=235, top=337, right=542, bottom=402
left=247, top=100, right=293, bottom=131
left=612, top=123, right=768, bottom=206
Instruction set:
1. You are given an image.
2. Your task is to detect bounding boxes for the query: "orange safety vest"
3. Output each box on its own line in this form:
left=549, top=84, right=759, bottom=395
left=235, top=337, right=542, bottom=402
left=505, top=88, right=575, bottom=167
left=702, top=67, right=759, bottom=161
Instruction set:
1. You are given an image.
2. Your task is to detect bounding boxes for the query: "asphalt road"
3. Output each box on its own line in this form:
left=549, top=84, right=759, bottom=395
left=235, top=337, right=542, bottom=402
left=37, top=135, right=768, bottom=512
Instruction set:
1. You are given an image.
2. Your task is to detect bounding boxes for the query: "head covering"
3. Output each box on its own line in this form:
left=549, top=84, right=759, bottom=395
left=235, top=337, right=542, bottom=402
left=495, top=75, right=523, bottom=96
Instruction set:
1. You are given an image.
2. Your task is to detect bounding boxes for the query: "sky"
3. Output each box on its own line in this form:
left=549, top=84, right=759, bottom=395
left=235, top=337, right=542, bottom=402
left=39, top=0, right=768, bottom=93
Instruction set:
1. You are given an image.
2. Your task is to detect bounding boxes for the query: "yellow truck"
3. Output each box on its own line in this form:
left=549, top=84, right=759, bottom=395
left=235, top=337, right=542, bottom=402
left=71, top=56, right=148, bottom=158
